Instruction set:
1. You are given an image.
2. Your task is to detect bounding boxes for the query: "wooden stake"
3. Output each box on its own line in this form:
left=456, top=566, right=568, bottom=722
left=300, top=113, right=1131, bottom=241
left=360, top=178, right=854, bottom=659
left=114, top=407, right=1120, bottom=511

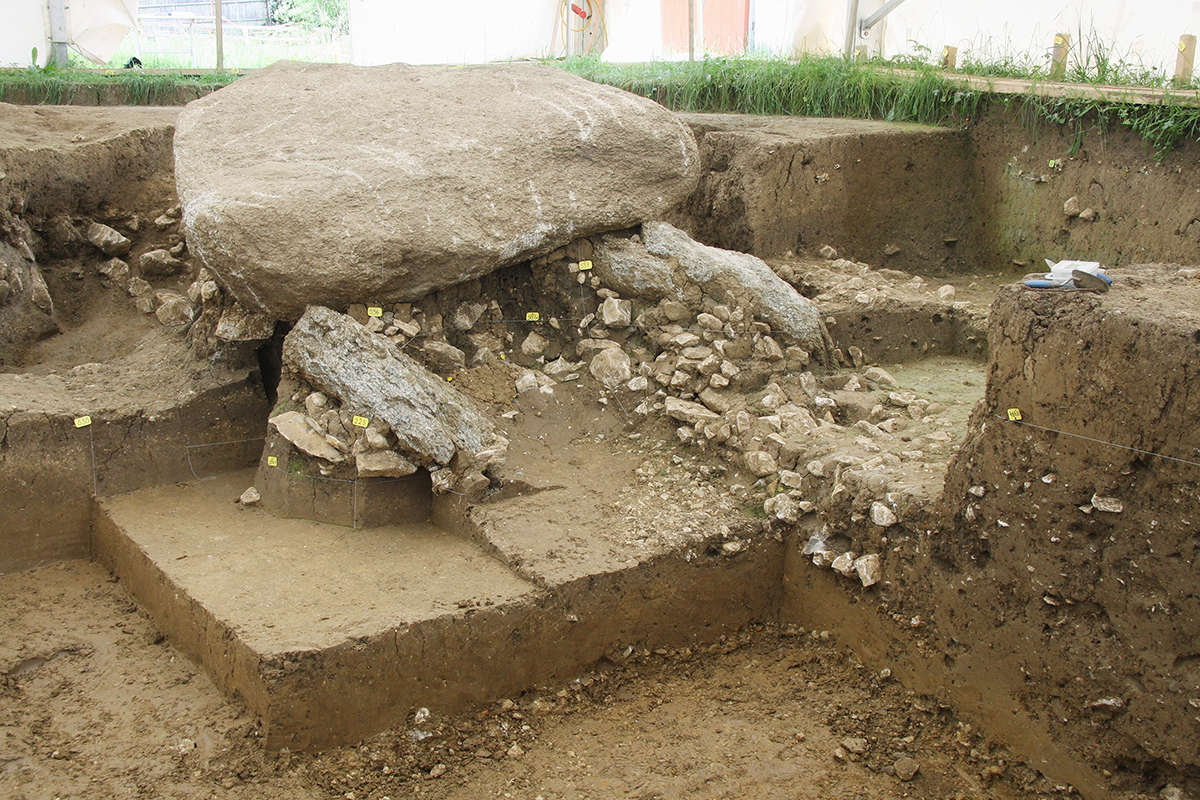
left=1175, top=34, right=1196, bottom=87
left=1050, top=32, right=1069, bottom=80
left=941, top=45, right=957, bottom=70
left=215, top=0, right=225, bottom=71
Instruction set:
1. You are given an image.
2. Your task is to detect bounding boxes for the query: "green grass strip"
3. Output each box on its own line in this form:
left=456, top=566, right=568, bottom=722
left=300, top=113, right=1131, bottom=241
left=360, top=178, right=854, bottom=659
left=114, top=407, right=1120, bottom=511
left=558, top=55, right=1200, bottom=160
left=0, top=67, right=239, bottom=105
left=558, top=55, right=982, bottom=127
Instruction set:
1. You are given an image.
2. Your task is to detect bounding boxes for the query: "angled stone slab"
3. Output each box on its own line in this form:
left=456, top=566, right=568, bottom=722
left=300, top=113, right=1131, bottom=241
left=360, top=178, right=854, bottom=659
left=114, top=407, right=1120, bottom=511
left=282, top=305, right=493, bottom=468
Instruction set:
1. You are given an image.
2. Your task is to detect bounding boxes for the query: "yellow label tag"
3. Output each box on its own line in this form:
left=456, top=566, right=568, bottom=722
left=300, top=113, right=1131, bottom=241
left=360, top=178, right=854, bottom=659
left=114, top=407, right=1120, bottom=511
left=446, top=376, right=453, bottom=382
left=1054, top=35, right=1066, bottom=45
left=74, top=415, right=92, bottom=428
left=499, top=353, right=506, bottom=360
left=1181, top=40, right=1188, bottom=53
left=525, top=312, right=540, bottom=322
left=267, top=455, right=278, bottom=467
left=578, top=260, right=593, bottom=271
left=352, top=415, right=370, bottom=428
left=1007, top=408, right=1023, bottom=421
left=367, top=306, right=383, bottom=317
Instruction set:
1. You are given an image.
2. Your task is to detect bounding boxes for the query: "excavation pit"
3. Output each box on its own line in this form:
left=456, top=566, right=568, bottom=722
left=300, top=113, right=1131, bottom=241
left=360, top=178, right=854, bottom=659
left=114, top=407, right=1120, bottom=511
left=3, top=93, right=1200, bottom=800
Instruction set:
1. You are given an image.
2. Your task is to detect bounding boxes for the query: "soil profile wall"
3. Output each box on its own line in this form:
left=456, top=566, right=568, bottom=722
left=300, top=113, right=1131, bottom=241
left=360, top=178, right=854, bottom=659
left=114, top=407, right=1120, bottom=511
left=0, top=377, right=267, bottom=573
left=939, top=273, right=1200, bottom=774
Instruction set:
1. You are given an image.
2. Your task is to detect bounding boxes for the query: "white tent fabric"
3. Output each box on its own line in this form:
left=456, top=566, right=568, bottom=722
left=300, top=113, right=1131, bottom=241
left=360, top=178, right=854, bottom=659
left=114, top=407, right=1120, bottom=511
left=69, top=0, right=139, bottom=65
left=347, top=0, right=1197, bottom=78
left=0, top=0, right=139, bottom=68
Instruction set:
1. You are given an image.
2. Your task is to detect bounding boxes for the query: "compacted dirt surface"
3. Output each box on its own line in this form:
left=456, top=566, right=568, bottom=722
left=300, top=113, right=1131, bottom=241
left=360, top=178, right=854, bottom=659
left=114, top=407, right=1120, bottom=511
left=5, top=557, right=1069, bottom=800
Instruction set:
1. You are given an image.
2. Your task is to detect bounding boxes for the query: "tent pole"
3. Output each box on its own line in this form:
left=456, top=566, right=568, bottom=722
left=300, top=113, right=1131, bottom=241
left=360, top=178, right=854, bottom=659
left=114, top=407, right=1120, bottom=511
left=47, top=0, right=69, bottom=68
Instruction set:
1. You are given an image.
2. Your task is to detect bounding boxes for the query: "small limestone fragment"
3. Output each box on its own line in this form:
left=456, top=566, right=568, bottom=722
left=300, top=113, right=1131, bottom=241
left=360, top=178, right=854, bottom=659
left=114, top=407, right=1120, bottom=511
left=819, top=244, right=838, bottom=260
left=764, top=494, right=799, bottom=524
left=270, top=411, right=346, bottom=463
left=589, top=347, right=632, bottom=388
left=155, top=293, right=196, bottom=327
left=521, top=330, right=548, bottom=357
left=515, top=371, right=540, bottom=393
left=139, top=248, right=186, bottom=276
left=215, top=304, right=276, bottom=341
left=1091, top=494, right=1124, bottom=513
left=98, top=257, right=130, bottom=288
left=423, top=341, right=466, bottom=374
left=1063, top=196, right=1081, bottom=217
left=854, top=553, right=881, bottom=587
left=352, top=450, right=420, bottom=474
left=864, top=366, right=897, bottom=387
left=937, top=284, right=956, bottom=301
left=239, top=487, right=261, bottom=506
left=744, top=450, right=778, bottom=478
left=831, top=551, right=856, bottom=577
left=894, top=756, right=920, bottom=781
left=870, top=501, right=898, bottom=527
left=86, top=221, right=131, bottom=256
left=841, top=737, right=868, bottom=755
left=598, top=296, right=632, bottom=327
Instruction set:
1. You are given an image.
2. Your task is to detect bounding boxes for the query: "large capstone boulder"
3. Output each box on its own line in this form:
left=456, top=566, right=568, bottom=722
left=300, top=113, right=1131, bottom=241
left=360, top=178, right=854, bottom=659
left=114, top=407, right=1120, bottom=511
left=282, top=305, right=494, bottom=468
left=175, top=61, right=700, bottom=319
left=592, top=222, right=836, bottom=367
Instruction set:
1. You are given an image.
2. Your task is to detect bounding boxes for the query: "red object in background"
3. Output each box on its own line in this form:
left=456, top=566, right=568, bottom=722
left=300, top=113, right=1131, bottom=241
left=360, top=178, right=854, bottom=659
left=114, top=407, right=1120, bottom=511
left=571, top=3, right=587, bottom=19
left=661, top=0, right=749, bottom=54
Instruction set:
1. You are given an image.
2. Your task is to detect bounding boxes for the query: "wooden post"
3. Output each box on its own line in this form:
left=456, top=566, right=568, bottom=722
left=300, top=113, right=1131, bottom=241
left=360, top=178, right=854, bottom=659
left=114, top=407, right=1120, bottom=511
left=1175, top=34, right=1196, bottom=87
left=1050, top=32, right=1070, bottom=80
left=688, top=0, right=695, bottom=62
left=215, top=0, right=225, bottom=71
left=941, top=45, right=957, bottom=70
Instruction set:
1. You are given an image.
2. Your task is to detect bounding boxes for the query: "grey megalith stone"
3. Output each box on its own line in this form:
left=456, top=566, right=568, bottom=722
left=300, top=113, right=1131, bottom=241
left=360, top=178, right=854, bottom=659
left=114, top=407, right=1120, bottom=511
left=175, top=61, right=701, bottom=319
left=282, top=305, right=493, bottom=467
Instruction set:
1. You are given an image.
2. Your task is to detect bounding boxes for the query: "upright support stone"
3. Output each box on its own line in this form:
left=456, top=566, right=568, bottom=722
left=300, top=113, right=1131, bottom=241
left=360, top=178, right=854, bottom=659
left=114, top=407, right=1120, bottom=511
left=941, top=45, right=957, bottom=70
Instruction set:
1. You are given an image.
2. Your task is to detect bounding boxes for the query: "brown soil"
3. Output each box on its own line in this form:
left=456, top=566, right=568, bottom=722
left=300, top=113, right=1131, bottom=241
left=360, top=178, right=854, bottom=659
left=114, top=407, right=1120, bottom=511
left=3, top=561, right=1053, bottom=800
left=3, top=104, right=1198, bottom=800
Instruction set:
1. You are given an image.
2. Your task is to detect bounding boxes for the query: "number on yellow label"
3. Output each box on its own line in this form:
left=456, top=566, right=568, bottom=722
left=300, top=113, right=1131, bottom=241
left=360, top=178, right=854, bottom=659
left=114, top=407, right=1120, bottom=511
left=352, top=415, right=370, bottom=428
left=525, top=312, right=540, bottom=322
left=578, top=260, right=593, bottom=271
left=367, top=306, right=383, bottom=317
left=74, top=415, right=92, bottom=428
left=267, top=456, right=278, bottom=467
left=1007, top=408, right=1023, bottom=421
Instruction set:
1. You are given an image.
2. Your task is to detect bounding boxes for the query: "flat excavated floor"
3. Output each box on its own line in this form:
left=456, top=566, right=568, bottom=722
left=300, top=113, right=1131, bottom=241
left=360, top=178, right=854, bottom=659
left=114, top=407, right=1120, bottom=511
left=93, top=385, right=781, bottom=750
left=95, top=470, right=538, bottom=655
